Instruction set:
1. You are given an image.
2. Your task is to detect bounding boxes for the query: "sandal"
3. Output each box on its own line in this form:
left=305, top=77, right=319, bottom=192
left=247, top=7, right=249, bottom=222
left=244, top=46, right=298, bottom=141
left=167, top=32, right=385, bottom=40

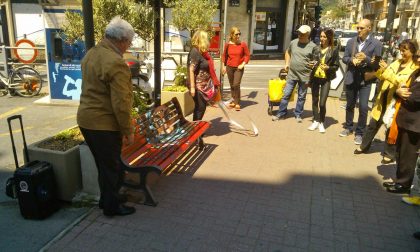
left=228, top=102, right=235, bottom=108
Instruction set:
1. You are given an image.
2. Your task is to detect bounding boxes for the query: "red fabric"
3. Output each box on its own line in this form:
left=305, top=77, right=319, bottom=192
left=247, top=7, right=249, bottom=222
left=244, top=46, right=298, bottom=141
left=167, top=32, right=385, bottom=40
left=221, top=42, right=250, bottom=67
left=202, top=51, right=220, bottom=86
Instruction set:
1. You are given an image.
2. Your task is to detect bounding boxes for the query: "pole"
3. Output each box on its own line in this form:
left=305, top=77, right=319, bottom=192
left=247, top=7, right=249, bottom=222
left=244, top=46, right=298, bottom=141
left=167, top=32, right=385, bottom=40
left=384, top=0, right=397, bottom=44
left=219, top=0, right=228, bottom=93
left=82, top=0, right=95, bottom=50
left=154, top=0, right=161, bottom=106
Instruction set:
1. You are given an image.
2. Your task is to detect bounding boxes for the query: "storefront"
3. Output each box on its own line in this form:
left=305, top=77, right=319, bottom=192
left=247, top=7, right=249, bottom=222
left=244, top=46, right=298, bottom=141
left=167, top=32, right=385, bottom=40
left=252, top=0, right=288, bottom=53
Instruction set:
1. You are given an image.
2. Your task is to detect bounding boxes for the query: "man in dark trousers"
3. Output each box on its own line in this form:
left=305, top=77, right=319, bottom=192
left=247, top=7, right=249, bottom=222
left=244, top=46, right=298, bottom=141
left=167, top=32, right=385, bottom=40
left=272, top=25, right=317, bottom=122
left=77, top=17, right=135, bottom=217
left=339, top=19, right=382, bottom=145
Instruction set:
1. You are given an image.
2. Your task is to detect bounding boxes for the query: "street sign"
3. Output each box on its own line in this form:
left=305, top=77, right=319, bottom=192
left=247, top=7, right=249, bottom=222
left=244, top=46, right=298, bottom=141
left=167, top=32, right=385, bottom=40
left=13, top=39, right=38, bottom=64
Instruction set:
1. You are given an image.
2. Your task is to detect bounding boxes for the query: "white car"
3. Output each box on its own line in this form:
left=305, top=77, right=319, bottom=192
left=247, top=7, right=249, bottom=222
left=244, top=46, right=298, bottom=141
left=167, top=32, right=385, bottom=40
left=339, top=30, right=358, bottom=50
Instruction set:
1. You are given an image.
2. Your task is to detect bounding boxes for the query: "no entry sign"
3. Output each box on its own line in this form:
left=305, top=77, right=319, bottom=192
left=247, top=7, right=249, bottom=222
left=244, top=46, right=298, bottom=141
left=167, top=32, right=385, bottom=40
left=13, top=39, right=38, bottom=64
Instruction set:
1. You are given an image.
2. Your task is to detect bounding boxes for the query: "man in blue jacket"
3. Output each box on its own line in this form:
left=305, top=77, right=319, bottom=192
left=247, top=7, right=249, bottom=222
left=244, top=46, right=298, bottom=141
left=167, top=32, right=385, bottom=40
left=339, top=19, right=382, bottom=145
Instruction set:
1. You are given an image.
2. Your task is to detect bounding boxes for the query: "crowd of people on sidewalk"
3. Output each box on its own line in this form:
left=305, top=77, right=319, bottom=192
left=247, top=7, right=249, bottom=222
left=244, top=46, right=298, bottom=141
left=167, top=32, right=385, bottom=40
left=75, top=16, right=420, bottom=240
left=271, top=19, right=420, bottom=240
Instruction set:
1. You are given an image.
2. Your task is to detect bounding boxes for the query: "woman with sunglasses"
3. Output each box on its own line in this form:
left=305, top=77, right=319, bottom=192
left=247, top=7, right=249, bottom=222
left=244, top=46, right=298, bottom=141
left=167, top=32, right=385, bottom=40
left=307, top=28, right=340, bottom=133
left=221, top=27, right=250, bottom=111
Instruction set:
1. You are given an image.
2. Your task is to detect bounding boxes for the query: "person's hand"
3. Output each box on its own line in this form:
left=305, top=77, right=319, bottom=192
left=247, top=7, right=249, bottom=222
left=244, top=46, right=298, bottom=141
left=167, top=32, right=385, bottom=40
left=355, top=52, right=366, bottom=61
left=320, top=63, right=329, bottom=71
left=238, top=63, right=245, bottom=70
left=190, top=88, right=196, bottom=97
left=396, top=86, right=412, bottom=100
left=123, top=133, right=134, bottom=146
left=308, top=61, right=317, bottom=69
left=379, top=60, right=387, bottom=69
left=222, top=66, right=227, bottom=75
left=352, top=57, right=361, bottom=66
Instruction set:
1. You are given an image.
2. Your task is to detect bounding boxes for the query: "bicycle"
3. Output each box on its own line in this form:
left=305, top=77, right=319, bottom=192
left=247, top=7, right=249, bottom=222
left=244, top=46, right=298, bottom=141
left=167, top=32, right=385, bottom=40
left=0, top=65, right=43, bottom=97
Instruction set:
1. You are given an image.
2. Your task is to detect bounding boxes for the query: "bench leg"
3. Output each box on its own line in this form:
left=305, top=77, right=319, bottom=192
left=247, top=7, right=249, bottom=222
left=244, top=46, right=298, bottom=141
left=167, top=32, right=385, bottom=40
left=122, top=168, right=160, bottom=207
left=198, top=136, right=205, bottom=151
left=140, top=172, right=158, bottom=207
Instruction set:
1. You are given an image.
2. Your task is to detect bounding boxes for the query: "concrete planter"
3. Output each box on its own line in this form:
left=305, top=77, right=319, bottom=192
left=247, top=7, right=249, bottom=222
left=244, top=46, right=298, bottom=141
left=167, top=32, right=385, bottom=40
left=161, top=90, right=194, bottom=116
left=27, top=137, right=82, bottom=202
left=79, top=142, right=100, bottom=198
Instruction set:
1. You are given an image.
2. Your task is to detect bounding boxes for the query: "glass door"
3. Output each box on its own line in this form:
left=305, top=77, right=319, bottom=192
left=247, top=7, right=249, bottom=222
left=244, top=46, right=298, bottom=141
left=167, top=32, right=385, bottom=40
left=253, top=11, right=281, bottom=52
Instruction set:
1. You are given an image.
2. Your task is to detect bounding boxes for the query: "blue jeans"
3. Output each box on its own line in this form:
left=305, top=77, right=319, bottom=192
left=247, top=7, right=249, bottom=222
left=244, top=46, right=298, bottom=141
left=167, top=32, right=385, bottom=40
left=275, top=79, right=308, bottom=118
left=344, top=82, right=371, bottom=136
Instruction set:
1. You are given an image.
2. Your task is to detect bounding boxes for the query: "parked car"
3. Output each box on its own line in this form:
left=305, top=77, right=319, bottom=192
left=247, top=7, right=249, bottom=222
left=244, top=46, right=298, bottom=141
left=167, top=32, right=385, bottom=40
left=334, top=30, right=343, bottom=50
left=339, top=30, right=358, bottom=51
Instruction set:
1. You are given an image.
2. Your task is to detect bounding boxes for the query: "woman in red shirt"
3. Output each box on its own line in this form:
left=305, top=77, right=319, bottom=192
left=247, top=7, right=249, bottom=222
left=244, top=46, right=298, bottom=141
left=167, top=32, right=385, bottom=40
left=222, top=27, right=250, bottom=111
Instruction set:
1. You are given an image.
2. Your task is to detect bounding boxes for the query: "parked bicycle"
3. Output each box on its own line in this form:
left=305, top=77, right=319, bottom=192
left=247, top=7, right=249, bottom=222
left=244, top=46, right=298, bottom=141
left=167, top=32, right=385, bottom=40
left=0, top=66, right=42, bottom=97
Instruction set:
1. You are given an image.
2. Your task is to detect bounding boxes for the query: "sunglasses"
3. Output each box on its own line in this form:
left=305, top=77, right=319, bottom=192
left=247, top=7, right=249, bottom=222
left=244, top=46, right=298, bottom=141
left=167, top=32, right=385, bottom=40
left=234, top=33, right=241, bottom=36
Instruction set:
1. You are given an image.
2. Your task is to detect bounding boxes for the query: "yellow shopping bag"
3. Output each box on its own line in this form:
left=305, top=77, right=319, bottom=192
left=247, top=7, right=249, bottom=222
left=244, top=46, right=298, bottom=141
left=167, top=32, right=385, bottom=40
left=268, top=78, right=286, bottom=102
left=268, top=78, right=296, bottom=102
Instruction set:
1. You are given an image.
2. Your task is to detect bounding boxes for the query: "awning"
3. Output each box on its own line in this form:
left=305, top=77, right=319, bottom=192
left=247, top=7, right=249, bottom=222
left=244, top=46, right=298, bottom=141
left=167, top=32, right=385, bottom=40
left=378, top=18, right=399, bottom=29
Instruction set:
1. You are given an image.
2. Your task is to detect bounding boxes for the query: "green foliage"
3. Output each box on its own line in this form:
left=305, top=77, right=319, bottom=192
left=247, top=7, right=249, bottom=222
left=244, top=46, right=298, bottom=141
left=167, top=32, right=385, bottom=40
left=62, top=0, right=155, bottom=44
left=174, top=65, right=187, bottom=86
left=162, top=85, right=188, bottom=92
left=132, top=86, right=152, bottom=114
left=54, top=128, right=81, bottom=141
left=165, top=0, right=218, bottom=35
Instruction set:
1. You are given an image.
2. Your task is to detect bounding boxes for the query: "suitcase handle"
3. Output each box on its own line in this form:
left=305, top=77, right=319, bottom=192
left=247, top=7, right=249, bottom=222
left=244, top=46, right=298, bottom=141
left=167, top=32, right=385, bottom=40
left=7, top=115, right=29, bottom=170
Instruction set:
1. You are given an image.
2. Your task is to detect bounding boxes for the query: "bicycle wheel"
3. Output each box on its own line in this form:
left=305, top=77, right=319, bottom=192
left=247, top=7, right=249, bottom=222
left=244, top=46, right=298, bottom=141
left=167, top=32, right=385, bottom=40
left=10, top=66, right=43, bottom=97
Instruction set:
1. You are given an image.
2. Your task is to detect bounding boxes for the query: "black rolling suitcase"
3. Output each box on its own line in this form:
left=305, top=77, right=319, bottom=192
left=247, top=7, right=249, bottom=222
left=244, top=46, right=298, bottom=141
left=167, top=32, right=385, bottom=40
left=5, top=115, right=59, bottom=219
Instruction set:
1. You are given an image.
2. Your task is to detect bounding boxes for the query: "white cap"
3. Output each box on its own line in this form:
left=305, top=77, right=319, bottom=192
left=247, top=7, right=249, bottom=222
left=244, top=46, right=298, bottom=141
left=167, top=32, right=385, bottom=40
left=297, top=25, right=311, bottom=34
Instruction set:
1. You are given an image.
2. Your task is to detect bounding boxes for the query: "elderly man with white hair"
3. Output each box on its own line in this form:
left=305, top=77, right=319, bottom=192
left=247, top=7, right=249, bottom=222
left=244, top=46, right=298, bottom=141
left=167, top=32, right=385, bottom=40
left=77, top=17, right=136, bottom=217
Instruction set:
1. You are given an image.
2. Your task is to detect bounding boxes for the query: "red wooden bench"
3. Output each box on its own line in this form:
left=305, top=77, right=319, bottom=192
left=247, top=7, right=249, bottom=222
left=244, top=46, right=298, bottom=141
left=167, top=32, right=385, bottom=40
left=120, top=97, right=210, bottom=206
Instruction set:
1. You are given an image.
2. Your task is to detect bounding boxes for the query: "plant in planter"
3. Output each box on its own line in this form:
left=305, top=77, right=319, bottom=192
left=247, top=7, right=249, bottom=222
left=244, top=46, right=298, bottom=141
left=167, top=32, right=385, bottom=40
left=27, top=127, right=84, bottom=202
left=161, top=65, right=194, bottom=116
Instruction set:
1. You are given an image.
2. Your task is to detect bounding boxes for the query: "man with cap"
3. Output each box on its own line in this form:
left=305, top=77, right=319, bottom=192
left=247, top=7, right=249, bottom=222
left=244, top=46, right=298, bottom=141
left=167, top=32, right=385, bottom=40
left=272, top=24, right=318, bottom=122
left=339, top=19, right=382, bottom=145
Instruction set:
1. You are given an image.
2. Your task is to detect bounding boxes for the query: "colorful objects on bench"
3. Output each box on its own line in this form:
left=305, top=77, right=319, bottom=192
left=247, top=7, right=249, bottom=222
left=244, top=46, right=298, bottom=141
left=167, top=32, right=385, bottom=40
left=120, top=97, right=210, bottom=206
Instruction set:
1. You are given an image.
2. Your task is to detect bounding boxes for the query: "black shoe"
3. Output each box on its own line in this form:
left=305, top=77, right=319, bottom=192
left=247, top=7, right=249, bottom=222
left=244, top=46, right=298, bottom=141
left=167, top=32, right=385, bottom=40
left=382, top=181, right=395, bottom=188
left=103, top=204, right=136, bottom=217
left=386, top=183, right=410, bottom=194
left=413, top=231, right=420, bottom=240
left=353, top=148, right=366, bottom=154
left=99, top=194, right=128, bottom=209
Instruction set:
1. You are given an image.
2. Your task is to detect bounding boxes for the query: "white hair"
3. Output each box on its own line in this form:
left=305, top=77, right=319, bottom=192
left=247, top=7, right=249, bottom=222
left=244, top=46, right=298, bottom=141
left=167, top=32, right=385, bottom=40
left=105, top=16, right=135, bottom=42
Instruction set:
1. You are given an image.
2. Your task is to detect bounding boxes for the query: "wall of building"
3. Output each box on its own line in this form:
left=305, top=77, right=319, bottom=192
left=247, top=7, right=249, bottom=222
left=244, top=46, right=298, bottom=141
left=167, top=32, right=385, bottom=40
left=224, top=0, right=252, bottom=48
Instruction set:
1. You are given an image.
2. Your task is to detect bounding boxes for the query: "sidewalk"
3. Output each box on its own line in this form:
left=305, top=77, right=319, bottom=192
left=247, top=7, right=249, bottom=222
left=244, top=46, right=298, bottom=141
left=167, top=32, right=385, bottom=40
left=46, top=89, right=420, bottom=251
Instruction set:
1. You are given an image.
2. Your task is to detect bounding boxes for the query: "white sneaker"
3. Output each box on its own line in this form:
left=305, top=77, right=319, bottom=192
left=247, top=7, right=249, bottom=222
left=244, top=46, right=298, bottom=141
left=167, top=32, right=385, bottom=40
left=308, top=121, right=319, bottom=131
left=318, top=123, right=326, bottom=133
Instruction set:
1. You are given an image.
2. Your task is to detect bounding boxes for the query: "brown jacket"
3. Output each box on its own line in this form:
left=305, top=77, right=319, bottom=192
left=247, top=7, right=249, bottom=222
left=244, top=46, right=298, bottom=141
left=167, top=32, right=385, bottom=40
left=77, top=39, right=133, bottom=136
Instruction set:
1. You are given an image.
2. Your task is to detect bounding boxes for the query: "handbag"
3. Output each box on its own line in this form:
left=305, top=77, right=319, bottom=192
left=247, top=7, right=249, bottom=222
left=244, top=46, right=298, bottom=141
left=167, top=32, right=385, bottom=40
left=382, top=97, right=396, bottom=129
left=199, top=79, right=215, bottom=101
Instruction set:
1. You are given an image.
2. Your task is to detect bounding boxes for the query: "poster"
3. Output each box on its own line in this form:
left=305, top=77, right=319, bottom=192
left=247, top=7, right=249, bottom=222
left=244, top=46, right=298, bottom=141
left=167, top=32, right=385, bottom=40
left=45, top=28, right=86, bottom=100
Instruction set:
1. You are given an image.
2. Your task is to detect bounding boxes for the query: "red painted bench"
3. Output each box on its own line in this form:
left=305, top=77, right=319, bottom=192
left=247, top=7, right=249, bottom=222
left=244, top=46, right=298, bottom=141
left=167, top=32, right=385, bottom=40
left=120, top=97, right=210, bottom=206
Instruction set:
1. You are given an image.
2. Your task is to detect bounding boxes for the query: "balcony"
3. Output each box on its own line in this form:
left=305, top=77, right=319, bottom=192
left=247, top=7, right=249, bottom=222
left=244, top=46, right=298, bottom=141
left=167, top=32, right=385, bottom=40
left=397, top=0, right=416, bottom=11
